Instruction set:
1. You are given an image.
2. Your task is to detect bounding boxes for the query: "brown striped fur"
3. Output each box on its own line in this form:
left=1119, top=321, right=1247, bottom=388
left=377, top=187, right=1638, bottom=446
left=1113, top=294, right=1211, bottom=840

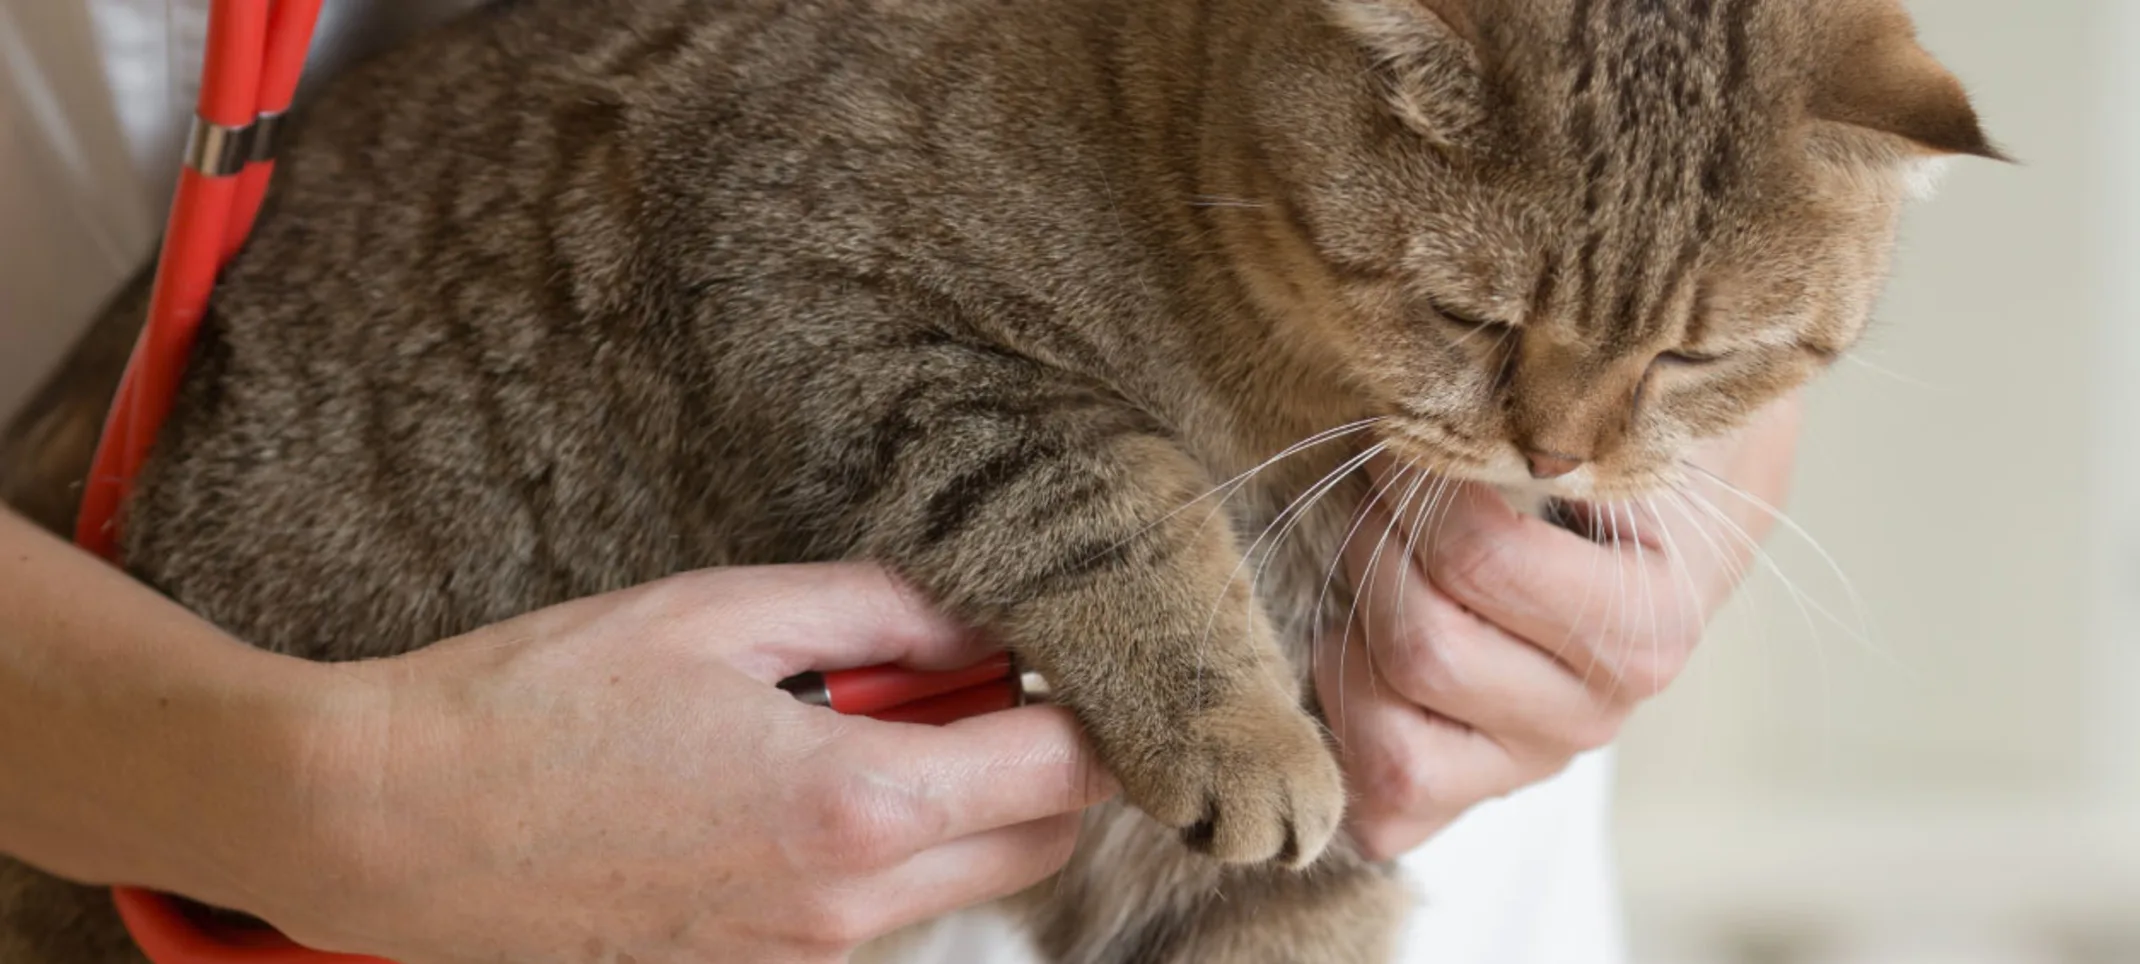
left=0, top=0, right=1993, bottom=960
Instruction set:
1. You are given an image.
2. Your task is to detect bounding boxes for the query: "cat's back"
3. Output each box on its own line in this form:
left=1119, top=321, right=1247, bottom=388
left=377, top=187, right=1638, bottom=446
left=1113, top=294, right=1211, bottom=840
left=200, top=0, right=1128, bottom=402
left=118, top=0, right=784, bottom=660
left=123, top=0, right=1138, bottom=662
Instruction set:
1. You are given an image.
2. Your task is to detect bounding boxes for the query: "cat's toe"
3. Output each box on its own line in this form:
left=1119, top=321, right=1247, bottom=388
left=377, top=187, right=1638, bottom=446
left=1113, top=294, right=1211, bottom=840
left=1114, top=691, right=1345, bottom=869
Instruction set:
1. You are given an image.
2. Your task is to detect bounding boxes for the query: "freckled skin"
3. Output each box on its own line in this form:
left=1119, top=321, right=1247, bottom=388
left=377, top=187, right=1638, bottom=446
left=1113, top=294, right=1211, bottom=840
left=0, top=0, right=1991, bottom=960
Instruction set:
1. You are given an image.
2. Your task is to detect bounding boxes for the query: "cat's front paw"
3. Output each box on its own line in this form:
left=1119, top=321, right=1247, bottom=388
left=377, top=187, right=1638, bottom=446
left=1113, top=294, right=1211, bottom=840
left=1108, top=687, right=1344, bottom=869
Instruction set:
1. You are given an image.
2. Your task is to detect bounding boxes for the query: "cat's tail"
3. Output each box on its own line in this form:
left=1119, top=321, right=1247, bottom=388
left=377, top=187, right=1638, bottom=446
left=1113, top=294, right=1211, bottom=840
left=1, top=264, right=153, bottom=538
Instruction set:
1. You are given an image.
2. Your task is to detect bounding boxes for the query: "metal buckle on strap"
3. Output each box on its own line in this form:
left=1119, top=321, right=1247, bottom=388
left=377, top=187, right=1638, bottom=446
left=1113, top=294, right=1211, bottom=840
left=183, top=117, right=251, bottom=177
left=248, top=111, right=286, bottom=165
left=183, top=111, right=287, bottom=177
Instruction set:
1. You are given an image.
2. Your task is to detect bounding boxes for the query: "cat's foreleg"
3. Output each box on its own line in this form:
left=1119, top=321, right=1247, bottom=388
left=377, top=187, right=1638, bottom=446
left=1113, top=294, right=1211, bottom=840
left=841, top=352, right=1343, bottom=867
left=780, top=331, right=1406, bottom=961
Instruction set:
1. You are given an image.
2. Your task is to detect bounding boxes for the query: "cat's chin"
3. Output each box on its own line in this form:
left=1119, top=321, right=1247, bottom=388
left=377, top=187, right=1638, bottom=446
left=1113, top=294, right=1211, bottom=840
left=1495, top=485, right=1560, bottom=520
left=1482, top=471, right=1681, bottom=551
left=1496, top=490, right=1676, bottom=552
left=1455, top=457, right=1600, bottom=508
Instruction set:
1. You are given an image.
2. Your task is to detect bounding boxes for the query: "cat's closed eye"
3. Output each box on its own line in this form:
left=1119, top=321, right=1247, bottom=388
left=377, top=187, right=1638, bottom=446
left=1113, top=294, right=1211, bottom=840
left=1655, top=349, right=1730, bottom=367
left=1428, top=300, right=1513, bottom=335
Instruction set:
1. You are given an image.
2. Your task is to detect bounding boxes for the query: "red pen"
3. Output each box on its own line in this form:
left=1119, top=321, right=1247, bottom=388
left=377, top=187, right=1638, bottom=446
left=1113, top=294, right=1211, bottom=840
left=779, top=654, right=1053, bottom=725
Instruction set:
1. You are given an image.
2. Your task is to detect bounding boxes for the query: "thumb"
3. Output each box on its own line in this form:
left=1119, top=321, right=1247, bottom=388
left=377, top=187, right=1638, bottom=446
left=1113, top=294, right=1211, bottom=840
left=859, top=704, right=1119, bottom=842
left=675, top=562, right=997, bottom=683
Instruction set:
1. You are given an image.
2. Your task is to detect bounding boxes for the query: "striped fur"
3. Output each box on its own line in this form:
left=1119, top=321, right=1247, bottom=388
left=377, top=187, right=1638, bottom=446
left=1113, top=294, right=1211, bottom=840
left=1, top=0, right=1992, bottom=961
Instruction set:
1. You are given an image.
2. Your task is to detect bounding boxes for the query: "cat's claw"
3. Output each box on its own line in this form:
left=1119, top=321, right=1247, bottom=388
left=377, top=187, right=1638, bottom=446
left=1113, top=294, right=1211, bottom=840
left=1113, top=690, right=1344, bottom=869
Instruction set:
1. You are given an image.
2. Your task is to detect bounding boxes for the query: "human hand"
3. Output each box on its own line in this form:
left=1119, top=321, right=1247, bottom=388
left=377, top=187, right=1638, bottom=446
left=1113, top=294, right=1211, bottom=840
left=1320, top=395, right=1802, bottom=860
left=259, top=564, right=1114, bottom=964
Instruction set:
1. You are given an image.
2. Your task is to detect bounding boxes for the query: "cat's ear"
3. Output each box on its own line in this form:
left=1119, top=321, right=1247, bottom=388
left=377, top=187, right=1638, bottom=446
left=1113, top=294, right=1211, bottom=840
left=1330, top=0, right=1489, bottom=148
left=1809, top=7, right=2006, bottom=162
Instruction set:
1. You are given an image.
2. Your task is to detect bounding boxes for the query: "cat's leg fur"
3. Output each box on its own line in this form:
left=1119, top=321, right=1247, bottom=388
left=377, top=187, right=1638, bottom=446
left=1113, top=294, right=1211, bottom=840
left=1022, top=806, right=1411, bottom=964
left=807, top=335, right=1406, bottom=959
left=834, top=351, right=1337, bottom=866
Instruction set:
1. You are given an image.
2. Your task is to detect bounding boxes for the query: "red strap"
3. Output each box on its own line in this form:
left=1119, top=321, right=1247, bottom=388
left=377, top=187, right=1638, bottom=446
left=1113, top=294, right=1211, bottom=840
left=224, top=0, right=323, bottom=260
left=77, top=0, right=270, bottom=558
left=85, top=4, right=389, bottom=962
left=113, top=889, right=391, bottom=964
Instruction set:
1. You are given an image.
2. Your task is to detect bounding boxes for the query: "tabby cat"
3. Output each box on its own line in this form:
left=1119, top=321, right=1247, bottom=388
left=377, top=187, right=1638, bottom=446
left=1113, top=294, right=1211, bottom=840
left=0, top=0, right=1996, bottom=960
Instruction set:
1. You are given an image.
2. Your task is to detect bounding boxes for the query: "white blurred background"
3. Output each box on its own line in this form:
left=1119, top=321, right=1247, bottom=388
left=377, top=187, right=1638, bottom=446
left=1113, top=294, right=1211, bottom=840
left=1612, top=1, right=2140, bottom=962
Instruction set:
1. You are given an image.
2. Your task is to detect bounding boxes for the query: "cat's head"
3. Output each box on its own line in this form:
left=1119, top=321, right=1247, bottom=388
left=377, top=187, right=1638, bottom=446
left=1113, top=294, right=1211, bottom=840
left=1230, top=0, right=2000, bottom=499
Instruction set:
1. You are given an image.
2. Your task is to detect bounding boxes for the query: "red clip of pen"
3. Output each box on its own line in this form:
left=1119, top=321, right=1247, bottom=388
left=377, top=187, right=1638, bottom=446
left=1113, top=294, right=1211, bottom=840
left=779, top=654, right=1051, bottom=725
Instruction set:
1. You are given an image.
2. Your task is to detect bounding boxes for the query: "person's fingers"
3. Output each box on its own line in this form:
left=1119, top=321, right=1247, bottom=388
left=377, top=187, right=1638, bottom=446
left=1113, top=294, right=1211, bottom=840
left=854, top=812, right=1085, bottom=938
left=850, top=704, right=1118, bottom=845
left=1313, top=625, right=1534, bottom=862
left=1340, top=505, right=1623, bottom=754
left=654, top=563, right=997, bottom=682
left=1545, top=492, right=1749, bottom=613
left=1379, top=481, right=1706, bottom=700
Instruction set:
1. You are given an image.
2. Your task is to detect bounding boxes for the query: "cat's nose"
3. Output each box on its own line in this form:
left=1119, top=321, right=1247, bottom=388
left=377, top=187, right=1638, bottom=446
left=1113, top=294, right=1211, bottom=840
left=1523, top=449, right=1585, bottom=480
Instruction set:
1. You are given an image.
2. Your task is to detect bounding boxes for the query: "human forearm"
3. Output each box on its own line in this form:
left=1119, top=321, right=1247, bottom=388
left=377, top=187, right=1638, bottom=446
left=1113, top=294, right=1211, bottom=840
left=0, top=505, right=347, bottom=913
left=0, top=507, right=1110, bottom=962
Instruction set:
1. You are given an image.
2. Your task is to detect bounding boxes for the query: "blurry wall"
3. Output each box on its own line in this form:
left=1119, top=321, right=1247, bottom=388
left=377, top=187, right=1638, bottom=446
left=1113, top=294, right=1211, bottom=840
left=0, top=0, right=159, bottom=424
left=1612, top=1, right=2140, bottom=962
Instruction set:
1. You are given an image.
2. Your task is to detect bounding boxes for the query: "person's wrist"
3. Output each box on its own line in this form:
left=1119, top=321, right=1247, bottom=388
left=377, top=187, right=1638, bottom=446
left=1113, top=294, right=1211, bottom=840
left=129, top=647, right=408, bottom=943
left=225, top=653, right=449, bottom=952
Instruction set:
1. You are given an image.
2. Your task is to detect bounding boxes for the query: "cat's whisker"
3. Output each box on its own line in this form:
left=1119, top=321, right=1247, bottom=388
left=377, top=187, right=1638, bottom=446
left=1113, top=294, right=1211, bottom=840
left=1341, top=467, right=1432, bottom=707
left=1663, top=483, right=1773, bottom=624
left=1843, top=352, right=1938, bottom=391
left=1669, top=484, right=1847, bottom=707
left=1197, top=441, right=1389, bottom=704
left=1656, top=487, right=1791, bottom=696
left=1646, top=494, right=1720, bottom=698
left=1111, top=418, right=1384, bottom=558
left=1584, top=501, right=1617, bottom=695
left=1390, top=471, right=1459, bottom=647
left=1658, top=488, right=1748, bottom=613
left=1661, top=484, right=1755, bottom=590
left=1418, top=470, right=1462, bottom=551
left=1248, top=442, right=1391, bottom=587
left=1313, top=462, right=1421, bottom=653
left=1542, top=499, right=1612, bottom=681
left=1644, top=493, right=1712, bottom=635
left=1619, top=499, right=1668, bottom=696
left=1599, top=502, right=1631, bottom=698
left=1445, top=326, right=1491, bottom=352
left=1672, top=483, right=1864, bottom=652
left=1626, top=501, right=1694, bottom=698
left=1664, top=485, right=1777, bottom=661
left=1321, top=462, right=1424, bottom=741
left=1686, top=487, right=1915, bottom=692
left=1680, top=460, right=1877, bottom=648
left=1242, top=441, right=1385, bottom=614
